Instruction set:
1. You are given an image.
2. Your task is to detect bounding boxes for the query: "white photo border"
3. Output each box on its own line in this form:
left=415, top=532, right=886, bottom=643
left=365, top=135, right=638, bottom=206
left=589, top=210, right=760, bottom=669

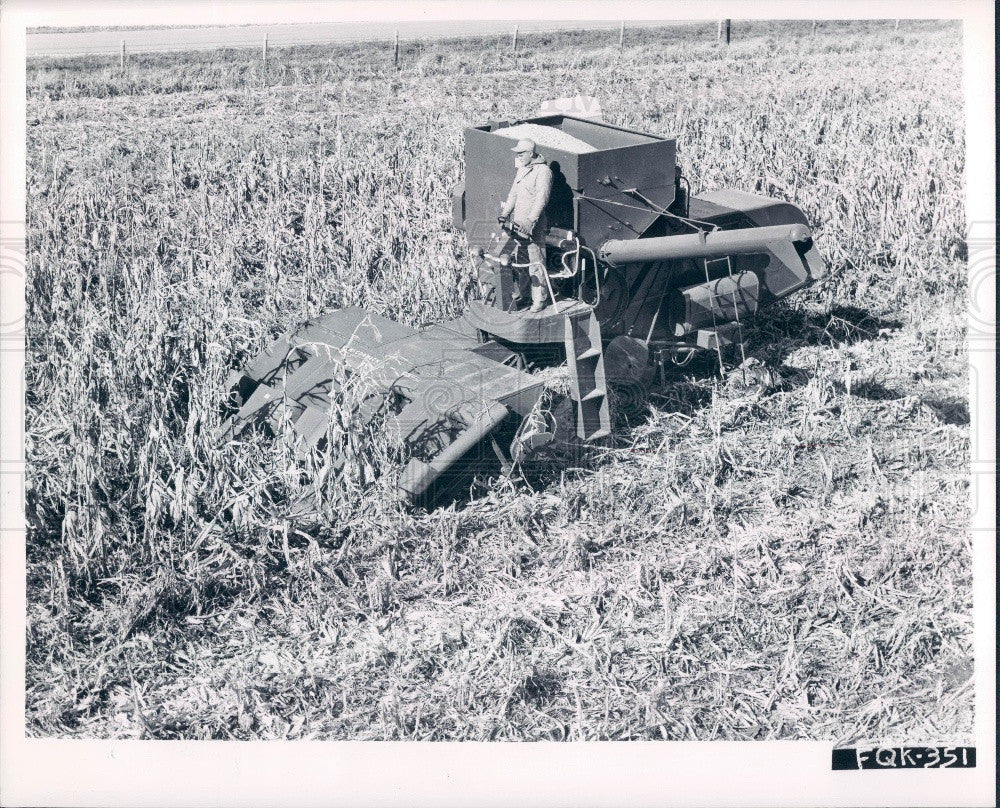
left=1, top=1, right=995, bottom=806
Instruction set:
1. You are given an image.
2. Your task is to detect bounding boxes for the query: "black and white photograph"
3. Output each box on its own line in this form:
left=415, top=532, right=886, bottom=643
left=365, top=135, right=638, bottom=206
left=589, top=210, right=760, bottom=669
left=0, top=1, right=995, bottom=806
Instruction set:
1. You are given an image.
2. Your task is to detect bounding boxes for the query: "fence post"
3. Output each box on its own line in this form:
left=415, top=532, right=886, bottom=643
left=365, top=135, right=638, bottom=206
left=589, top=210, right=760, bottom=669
left=811, top=20, right=817, bottom=36
left=119, top=40, right=125, bottom=72
left=894, top=19, right=900, bottom=30
left=725, top=19, right=731, bottom=44
left=619, top=21, right=625, bottom=51
left=167, top=137, right=177, bottom=201
left=393, top=29, right=399, bottom=68
left=512, top=25, right=518, bottom=54
left=263, top=34, right=268, bottom=68
left=717, top=20, right=722, bottom=41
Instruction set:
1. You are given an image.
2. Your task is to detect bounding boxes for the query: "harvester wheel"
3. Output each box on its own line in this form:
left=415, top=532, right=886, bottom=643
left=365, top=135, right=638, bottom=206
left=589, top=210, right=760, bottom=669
left=604, top=336, right=653, bottom=424
left=604, top=336, right=652, bottom=385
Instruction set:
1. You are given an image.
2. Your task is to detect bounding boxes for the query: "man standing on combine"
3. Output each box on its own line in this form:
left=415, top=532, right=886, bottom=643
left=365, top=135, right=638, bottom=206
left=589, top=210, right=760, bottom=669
left=499, top=138, right=553, bottom=313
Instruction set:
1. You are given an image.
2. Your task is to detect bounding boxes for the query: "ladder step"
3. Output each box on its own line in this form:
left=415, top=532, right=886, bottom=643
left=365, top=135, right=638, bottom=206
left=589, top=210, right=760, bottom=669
left=563, top=309, right=612, bottom=442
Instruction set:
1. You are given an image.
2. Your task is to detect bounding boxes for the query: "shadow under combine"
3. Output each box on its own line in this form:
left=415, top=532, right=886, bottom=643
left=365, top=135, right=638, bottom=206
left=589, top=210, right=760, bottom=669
left=422, top=302, right=968, bottom=510
left=745, top=304, right=905, bottom=365
left=490, top=303, right=918, bottom=499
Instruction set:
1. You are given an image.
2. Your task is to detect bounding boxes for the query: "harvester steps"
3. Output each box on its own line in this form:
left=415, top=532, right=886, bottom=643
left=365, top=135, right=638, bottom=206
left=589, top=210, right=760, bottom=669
left=563, top=310, right=612, bottom=442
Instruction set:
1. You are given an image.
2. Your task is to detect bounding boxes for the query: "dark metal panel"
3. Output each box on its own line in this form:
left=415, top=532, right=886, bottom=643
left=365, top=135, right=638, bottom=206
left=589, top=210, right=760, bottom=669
left=672, top=271, right=760, bottom=335
left=462, top=116, right=677, bottom=253
left=463, top=125, right=580, bottom=254
left=577, top=196, right=648, bottom=243
left=575, top=139, right=676, bottom=247
left=688, top=189, right=809, bottom=230
left=576, top=140, right=676, bottom=198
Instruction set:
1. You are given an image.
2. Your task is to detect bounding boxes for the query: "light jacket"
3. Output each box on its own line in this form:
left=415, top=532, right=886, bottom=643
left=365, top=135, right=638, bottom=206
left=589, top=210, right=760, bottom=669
left=501, top=156, right=553, bottom=236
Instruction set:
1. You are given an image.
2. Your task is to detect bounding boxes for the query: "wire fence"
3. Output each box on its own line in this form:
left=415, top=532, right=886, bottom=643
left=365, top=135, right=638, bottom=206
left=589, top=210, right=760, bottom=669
left=26, top=19, right=912, bottom=70
left=27, top=20, right=690, bottom=58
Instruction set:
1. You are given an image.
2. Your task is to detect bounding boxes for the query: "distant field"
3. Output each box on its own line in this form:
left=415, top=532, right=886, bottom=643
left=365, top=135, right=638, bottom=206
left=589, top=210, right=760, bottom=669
left=27, top=19, right=696, bottom=56
left=24, top=20, right=972, bottom=741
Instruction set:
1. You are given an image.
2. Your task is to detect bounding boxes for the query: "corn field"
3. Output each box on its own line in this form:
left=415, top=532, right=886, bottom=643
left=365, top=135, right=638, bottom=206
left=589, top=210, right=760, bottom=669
left=25, top=20, right=972, bottom=741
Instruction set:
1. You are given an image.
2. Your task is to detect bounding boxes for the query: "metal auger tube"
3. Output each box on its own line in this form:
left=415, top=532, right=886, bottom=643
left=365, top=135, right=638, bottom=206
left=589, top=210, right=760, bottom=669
left=396, top=399, right=511, bottom=503
left=598, top=223, right=813, bottom=267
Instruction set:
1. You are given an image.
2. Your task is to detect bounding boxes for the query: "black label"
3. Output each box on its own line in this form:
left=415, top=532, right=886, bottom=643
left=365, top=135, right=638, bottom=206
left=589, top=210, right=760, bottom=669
left=833, top=747, right=976, bottom=770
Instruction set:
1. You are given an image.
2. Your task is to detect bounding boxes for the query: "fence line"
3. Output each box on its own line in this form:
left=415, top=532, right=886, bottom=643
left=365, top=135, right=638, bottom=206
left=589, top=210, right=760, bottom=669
left=27, top=22, right=685, bottom=59
left=28, top=21, right=909, bottom=63
left=43, top=23, right=641, bottom=64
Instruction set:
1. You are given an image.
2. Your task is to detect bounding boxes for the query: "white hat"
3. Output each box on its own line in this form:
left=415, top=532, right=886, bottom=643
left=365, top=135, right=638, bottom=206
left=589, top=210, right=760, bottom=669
left=511, top=138, right=536, bottom=154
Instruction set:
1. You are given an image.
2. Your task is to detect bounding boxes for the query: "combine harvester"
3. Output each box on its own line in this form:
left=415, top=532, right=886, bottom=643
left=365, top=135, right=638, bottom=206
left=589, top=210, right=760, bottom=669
left=220, top=108, right=825, bottom=505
